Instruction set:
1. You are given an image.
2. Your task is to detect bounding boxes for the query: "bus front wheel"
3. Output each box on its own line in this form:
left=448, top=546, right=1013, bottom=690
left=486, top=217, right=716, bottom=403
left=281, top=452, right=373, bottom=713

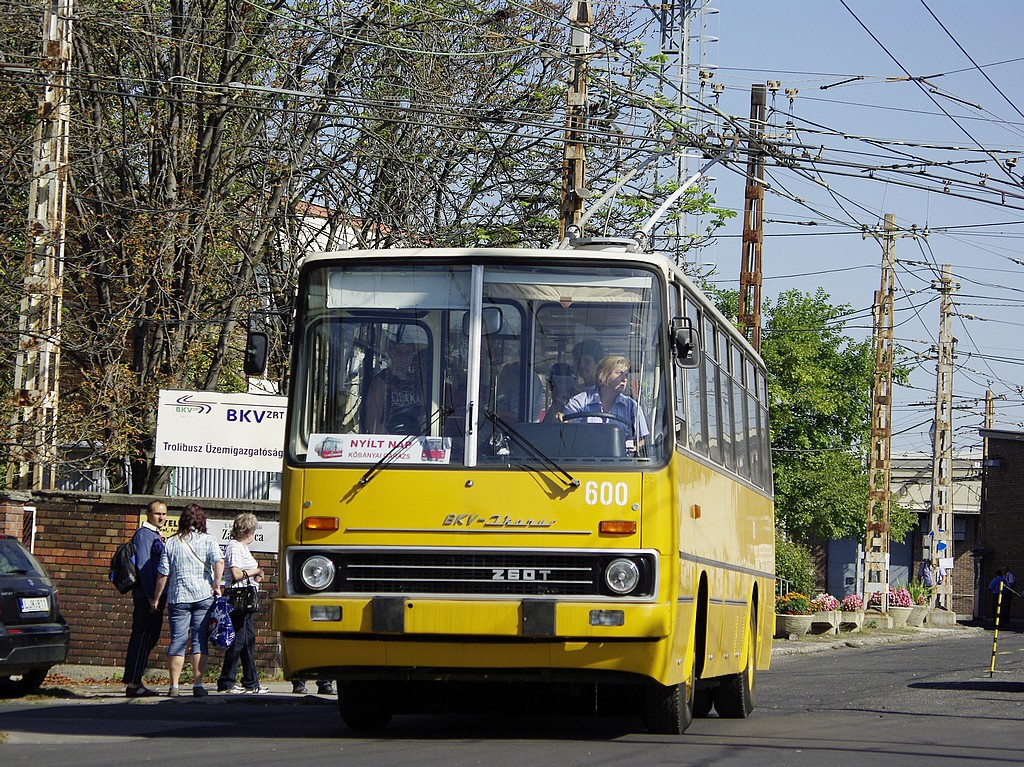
left=643, top=669, right=694, bottom=735
left=338, top=681, right=394, bottom=731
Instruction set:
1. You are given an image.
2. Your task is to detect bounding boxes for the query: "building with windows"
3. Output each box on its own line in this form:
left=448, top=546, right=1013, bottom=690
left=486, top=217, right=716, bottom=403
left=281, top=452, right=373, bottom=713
left=977, top=429, right=1024, bottom=623
left=826, top=451, right=982, bottom=618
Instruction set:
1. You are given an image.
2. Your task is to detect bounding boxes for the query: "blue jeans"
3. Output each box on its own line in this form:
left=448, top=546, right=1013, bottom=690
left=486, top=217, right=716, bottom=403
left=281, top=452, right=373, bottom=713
left=166, top=597, right=214, bottom=656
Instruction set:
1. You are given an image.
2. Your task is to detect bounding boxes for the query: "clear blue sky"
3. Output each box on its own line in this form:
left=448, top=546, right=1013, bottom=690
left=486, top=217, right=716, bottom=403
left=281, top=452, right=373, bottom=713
left=691, top=1, right=1024, bottom=455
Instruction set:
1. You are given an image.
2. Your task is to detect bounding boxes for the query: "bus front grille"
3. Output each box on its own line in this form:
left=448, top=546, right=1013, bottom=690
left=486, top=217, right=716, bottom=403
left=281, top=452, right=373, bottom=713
left=290, top=549, right=656, bottom=598
left=342, top=552, right=597, bottom=596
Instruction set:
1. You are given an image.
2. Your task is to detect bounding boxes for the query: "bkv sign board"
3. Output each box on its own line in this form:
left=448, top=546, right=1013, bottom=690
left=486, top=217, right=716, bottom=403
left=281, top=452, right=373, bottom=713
left=155, top=389, right=287, bottom=473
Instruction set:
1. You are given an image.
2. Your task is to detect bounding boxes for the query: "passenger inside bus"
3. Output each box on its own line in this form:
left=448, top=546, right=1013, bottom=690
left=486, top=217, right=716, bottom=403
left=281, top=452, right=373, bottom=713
left=542, top=362, right=576, bottom=422
left=571, top=339, right=604, bottom=391
left=560, top=355, right=649, bottom=454
left=363, top=325, right=430, bottom=434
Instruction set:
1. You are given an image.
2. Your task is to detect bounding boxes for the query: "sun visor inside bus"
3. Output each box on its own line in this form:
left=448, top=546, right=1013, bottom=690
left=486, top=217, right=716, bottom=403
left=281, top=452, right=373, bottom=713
left=507, top=423, right=625, bottom=460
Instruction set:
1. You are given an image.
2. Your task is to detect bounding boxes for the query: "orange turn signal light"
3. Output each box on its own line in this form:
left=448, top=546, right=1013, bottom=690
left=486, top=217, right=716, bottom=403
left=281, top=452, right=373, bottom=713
left=304, top=516, right=340, bottom=531
left=599, top=520, right=637, bottom=535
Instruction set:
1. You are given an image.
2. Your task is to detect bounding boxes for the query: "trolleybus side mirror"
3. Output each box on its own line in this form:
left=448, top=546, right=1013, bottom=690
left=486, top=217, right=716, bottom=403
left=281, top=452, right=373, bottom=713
left=670, top=318, right=701, bottom=368
left=462, top=306, right=504, bottom=336
left=244, top=331, right=269, bottom=376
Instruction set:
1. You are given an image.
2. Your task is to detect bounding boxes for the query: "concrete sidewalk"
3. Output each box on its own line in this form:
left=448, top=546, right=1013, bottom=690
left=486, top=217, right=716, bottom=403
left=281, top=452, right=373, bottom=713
left=44, top=666, right=333, bottom=699
left=770, top=622, right=984, bottom=656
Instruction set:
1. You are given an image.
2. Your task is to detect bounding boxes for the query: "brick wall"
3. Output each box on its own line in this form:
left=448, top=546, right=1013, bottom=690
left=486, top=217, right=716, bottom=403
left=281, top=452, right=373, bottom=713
left=910, top=516, right=979, bottom=617
left=1, top=491, right=281, bottom=676
left=980, top=435, right=1024, bottom=622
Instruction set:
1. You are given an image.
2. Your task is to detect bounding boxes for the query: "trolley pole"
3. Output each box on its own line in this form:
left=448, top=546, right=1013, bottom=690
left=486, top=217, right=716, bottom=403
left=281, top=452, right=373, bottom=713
left=558, top=0, right=592, bottom=241
left=863, top=214, right=897, bottom=613
left=7, top=0, right=73, bottom=491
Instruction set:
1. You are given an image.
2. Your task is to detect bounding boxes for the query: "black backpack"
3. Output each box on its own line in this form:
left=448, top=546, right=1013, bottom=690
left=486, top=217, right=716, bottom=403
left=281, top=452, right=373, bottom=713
left=109, top=536, right=138, bottom=594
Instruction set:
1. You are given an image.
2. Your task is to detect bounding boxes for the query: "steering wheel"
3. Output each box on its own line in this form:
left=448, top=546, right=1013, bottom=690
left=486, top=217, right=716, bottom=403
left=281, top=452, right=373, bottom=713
left=560, top=410, right=632, bottom=429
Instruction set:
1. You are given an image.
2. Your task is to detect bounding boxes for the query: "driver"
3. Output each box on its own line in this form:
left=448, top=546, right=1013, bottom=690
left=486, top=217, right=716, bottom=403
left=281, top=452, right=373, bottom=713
left=560, top=355, right=649, bottom=451
left=364, top=325, right=429, bottom=434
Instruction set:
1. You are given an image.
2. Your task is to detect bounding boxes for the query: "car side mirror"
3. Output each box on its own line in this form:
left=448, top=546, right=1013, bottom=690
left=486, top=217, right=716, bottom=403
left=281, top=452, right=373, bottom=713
left=670, top=317, right=701, bottom=368
left=244, top=331, right=269, bottom=376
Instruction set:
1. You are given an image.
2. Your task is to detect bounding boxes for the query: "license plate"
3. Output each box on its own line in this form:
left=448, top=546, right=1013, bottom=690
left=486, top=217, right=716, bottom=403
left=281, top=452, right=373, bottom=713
left=20, top=596, right=49, bottom=613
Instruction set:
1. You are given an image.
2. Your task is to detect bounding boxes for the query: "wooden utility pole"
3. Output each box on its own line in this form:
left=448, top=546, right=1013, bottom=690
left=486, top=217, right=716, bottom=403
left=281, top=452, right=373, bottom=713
left=558, top=0, right=592, bottom=241
left=928, top=264, right=957, bottom=612
left=8, top=0, right=73, bottom=490
left=737, top=84, right=766, bottom=352
left=863, top=213, right=897, bottom=611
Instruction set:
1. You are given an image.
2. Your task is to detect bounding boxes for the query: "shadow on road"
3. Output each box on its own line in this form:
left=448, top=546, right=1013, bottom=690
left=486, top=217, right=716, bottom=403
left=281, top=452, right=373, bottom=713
left=908, top=680, right=1024, bottom=694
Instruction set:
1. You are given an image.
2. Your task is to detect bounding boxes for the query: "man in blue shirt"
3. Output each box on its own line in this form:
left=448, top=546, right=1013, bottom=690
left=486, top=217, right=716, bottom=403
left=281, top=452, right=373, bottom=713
left=123, top=500, right=168, bottom=697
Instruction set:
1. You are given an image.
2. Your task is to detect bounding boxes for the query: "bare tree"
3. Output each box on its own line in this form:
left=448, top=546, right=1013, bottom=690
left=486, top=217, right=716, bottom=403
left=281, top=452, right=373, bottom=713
left=1, top=0, right=726, bottom=492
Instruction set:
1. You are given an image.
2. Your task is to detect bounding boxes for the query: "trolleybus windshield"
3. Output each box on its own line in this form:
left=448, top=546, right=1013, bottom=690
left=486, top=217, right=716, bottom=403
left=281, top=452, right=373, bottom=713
left=289, top=261, right=668, bottom=468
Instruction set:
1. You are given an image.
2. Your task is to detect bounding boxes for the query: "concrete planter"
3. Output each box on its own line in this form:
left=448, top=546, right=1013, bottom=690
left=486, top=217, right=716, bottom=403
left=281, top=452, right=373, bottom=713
left=775, top=613, right=813, bottom=638
left=888, top=606, right=913, bottom=628
left=907, top=604, right=930, bottom=627
left=810, top=609, right=840, bottom=635
left=840, top=609, right=865, bottom=632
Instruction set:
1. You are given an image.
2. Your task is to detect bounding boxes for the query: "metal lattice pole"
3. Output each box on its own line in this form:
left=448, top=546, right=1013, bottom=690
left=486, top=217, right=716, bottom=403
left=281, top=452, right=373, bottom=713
left=7, top=0, right=73, bottom=491
left=863, top=214, right=897, bottom=612
left=929, top=264, right=957, bottom=612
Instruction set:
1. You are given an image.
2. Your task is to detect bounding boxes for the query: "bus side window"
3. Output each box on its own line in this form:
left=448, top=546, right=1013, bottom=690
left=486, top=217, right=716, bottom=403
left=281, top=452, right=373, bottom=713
left=670, top=284, right=686, bottom=447
left=746, top=360, right=761, bottom=487
left=683, top=297, right=706, bottom=455
left=703, top=316, right=721, bottom=464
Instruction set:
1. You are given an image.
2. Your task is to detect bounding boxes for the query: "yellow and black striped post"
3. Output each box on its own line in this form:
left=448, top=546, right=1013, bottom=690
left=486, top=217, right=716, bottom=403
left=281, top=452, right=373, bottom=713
left=989, top=580, right=1004, bottom=677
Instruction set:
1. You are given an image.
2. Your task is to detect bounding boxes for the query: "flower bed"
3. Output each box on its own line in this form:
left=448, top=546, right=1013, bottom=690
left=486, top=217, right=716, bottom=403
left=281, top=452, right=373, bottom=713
left=867, top=588, right=912, bottom=609
left=776, top=592, right=812, bottom=615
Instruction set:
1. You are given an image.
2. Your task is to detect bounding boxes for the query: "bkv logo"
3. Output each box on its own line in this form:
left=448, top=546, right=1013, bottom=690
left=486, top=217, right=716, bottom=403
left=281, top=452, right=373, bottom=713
left=172, top=394, right=212, bottom=415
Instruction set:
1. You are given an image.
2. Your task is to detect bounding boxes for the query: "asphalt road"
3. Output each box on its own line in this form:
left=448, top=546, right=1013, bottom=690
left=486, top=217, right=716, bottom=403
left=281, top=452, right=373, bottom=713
left=1, top=627, right=1022, bottom=767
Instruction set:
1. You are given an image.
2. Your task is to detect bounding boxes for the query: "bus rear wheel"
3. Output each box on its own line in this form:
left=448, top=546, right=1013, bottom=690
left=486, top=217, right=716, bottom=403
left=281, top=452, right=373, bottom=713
left=693, top=685, right=714, bottom=718
left=338, top=681, right=394, bottom=731
left=712, top=613, right=756, bottom=718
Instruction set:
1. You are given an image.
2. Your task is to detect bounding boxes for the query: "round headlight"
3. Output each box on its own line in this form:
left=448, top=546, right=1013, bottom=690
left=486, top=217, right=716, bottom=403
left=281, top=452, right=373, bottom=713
left=604, top=558, right=640, bottom=594
left=299, top=555, right=335, bottom=591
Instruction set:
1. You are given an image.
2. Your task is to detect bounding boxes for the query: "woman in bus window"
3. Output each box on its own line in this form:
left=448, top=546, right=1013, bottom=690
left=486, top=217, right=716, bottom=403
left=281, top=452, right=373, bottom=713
left=561, top=355, right=649, bottom=453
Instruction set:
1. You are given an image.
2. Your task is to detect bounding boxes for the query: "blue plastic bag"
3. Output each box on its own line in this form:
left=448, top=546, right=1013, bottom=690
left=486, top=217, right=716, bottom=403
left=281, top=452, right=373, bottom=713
left=208, top=596, right=236, bottom=648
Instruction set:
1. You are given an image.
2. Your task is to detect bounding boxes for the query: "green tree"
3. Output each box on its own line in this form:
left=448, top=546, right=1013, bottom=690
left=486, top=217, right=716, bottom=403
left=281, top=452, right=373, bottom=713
left=774, top=531, right=816, bottom=597
left=715, top=287, right=914, bottom=543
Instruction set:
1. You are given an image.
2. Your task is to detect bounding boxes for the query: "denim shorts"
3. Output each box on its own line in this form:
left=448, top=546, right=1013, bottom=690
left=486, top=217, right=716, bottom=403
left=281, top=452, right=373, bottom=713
left=166, top=597, right=214, bottom=656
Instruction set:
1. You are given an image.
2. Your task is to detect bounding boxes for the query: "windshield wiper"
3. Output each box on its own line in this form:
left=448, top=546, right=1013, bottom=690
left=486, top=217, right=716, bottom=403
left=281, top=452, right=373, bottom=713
left=358, top=406, right=453, bottom=486
left=484, top=410, right=580, bottom=490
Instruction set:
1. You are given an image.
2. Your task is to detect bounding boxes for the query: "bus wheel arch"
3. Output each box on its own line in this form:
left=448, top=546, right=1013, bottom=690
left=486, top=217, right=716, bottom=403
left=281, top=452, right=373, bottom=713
left=692, top=574, right=713, bottom=718
left=712, top=590, right=757, bottom=718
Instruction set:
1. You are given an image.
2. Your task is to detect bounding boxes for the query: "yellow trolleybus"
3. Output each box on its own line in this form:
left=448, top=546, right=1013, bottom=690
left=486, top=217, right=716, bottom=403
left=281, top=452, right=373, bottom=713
left=266, top=238, right=775, bottom=733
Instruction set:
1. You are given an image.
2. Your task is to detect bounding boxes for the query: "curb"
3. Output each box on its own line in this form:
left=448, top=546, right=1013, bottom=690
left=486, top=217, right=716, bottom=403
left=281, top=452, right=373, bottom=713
left=770, top=624, right=984, bottom=656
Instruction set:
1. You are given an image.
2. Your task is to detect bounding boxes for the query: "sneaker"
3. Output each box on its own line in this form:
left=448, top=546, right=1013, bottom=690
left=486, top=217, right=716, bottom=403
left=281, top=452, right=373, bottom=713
left=193, top=685, right=209, bottom=697
left=167, top=686, right=179, bottom=697
left=291, top=681, right=307, bottom=694
left=125, top=684, right=159, bottom=698
left=221, top=685, right=246, bottom=694
left=243, top=685, right=269, bottom=694
left=316, top=682, right=335, bottom=695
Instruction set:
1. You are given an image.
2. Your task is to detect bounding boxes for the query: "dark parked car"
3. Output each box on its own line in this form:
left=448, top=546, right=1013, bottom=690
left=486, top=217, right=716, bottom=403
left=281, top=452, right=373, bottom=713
left=0, top=535, right=70, bottom=696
